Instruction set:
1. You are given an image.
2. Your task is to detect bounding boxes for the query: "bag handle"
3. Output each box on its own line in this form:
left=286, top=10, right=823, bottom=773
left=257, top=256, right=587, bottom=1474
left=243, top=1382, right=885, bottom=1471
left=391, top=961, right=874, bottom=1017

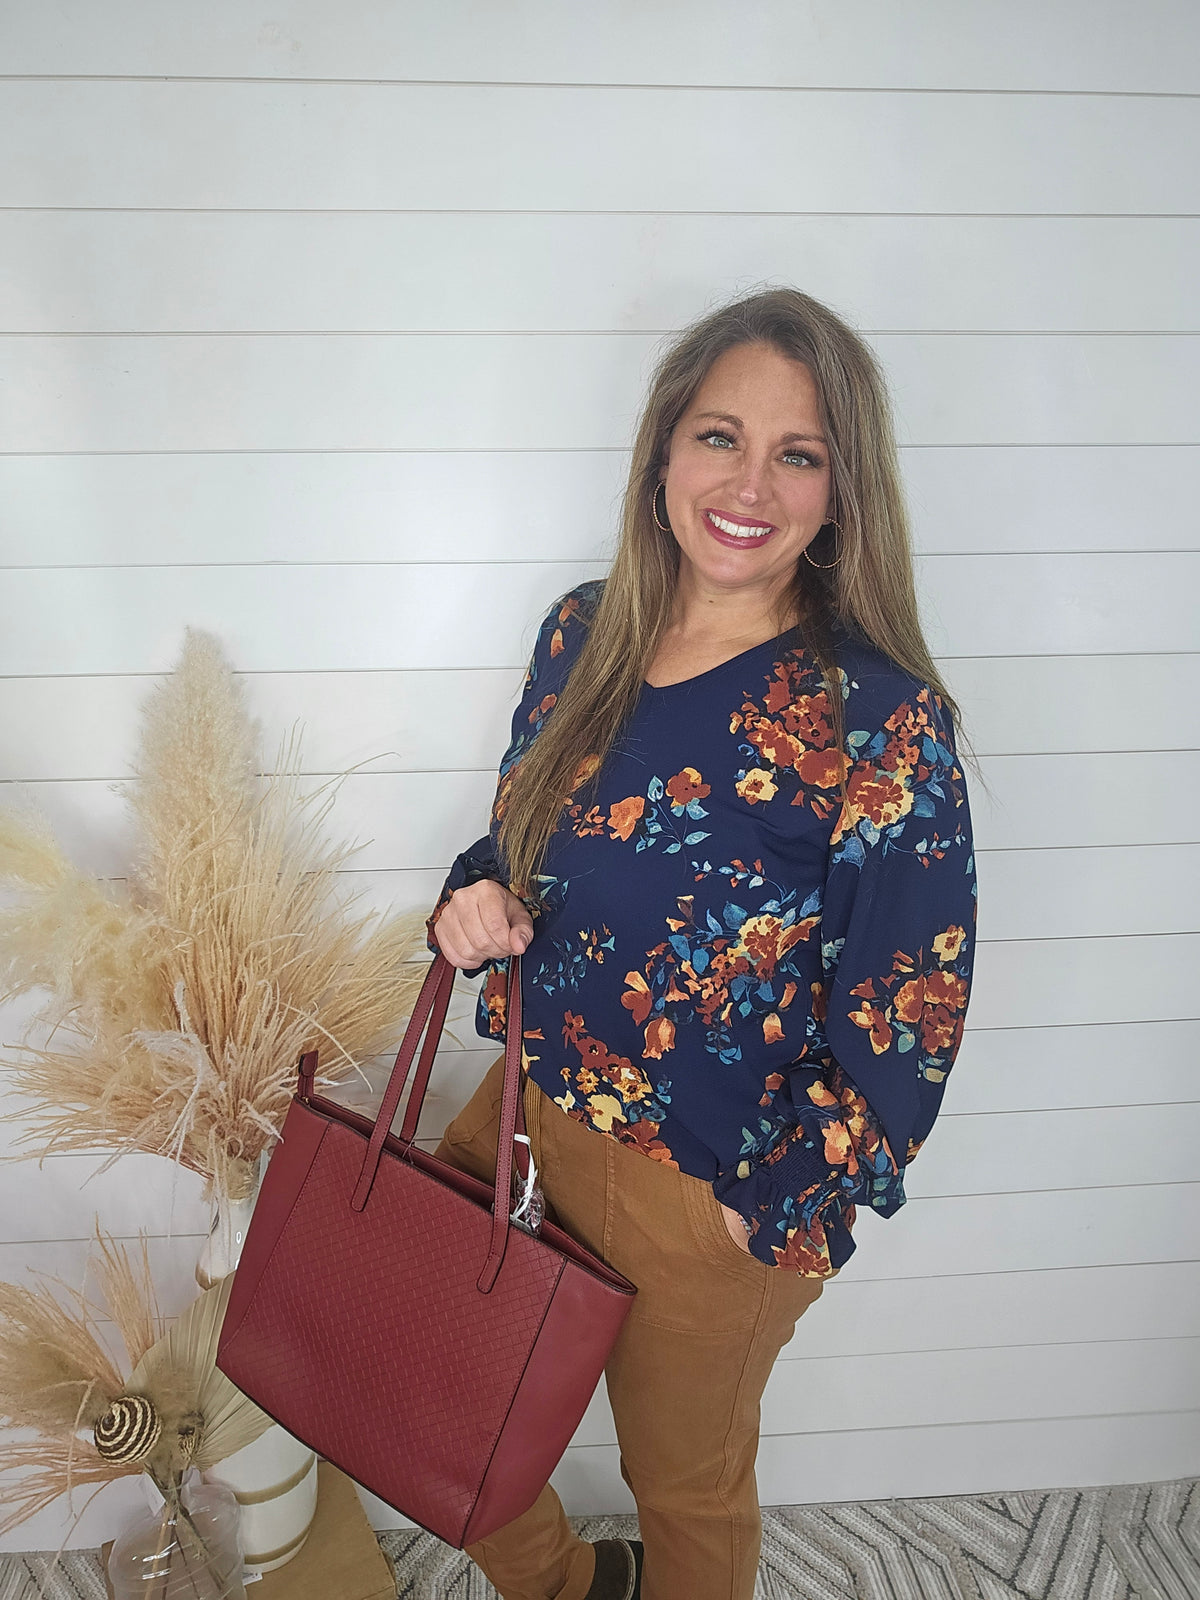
left=344, top=950, right=532, bottom=1294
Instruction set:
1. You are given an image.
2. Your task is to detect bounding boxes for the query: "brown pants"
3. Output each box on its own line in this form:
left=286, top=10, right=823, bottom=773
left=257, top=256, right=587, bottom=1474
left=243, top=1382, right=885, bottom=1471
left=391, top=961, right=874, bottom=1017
left=432, top=1054, right=826, bottom=1600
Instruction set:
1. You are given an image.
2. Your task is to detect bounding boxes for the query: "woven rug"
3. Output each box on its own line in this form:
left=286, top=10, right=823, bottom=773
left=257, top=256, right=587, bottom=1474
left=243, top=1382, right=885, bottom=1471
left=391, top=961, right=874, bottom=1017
left=3, top=1478, right=1197, bottom=1599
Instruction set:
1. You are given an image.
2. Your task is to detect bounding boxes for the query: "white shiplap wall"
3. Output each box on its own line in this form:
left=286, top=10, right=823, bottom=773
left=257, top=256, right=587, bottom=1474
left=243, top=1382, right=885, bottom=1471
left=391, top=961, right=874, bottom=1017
left=1, top=0, right=1198, bottom=1549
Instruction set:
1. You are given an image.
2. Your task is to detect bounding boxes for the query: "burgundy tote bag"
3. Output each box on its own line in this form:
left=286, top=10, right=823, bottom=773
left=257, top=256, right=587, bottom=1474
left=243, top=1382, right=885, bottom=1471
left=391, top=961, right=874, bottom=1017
left=216, top=950, right=637, bottom=1547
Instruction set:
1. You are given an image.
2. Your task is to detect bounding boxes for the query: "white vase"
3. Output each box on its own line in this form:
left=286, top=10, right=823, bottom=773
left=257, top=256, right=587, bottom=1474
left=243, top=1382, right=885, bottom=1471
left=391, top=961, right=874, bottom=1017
left=201, top=1426, right=318, bottom=1575
left=196, top=1154, right=319, bottom=1574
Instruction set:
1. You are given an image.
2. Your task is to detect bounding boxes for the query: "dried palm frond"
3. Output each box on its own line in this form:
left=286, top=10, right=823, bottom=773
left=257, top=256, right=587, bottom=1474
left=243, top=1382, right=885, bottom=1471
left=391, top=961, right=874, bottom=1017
left=0, top=1220, right=272, bottom=1537
left=0, top=627, right=434, bottom=1203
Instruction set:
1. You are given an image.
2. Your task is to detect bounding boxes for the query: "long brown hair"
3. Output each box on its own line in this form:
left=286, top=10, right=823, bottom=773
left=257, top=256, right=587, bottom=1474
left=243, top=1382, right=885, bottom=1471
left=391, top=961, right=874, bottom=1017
left=498, top=286, right=981, bottom=900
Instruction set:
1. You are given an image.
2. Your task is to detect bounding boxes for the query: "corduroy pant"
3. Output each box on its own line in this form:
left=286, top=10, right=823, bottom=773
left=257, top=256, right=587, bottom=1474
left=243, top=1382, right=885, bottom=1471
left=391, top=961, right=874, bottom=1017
left=432, top=1053, right=827, bottom=1600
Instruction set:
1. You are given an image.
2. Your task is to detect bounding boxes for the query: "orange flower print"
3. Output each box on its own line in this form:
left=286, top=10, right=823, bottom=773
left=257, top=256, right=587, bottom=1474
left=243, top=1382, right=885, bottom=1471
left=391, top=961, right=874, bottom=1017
left=550, top=627, right=565, bottom=657
left=621, top=969, right=653, bottom=1026
left=528, top=692, right=557, bottom=724
left=894, top=975, right=927, bottom=1025
left=762, top=1012, right=784, bottom=1044
left=921, top=1004, right=963, bottom=1054
left=735, top=913, right=815, bottom=979
left=823, top=1119, right=854, bottom=1169
left=571, top=753, right=601, bottom=790
left=781, top=693, right=835, bottom=747
left=925, top=968, right=968, bottom=1010
left=607, top=794, right=645, bottom=841
left=772, top=1202, right=838, bottom=1275
left=570, top=803, right=606, bottom=838
left=643, top=1015, right=676, bottom=1058
left=748, top=720, right=803, bottom=770
left=933, top=924, right=967, bottom=962
left=763, top=667, right=800, bottom=716
left=665, top=766, right=711, bottom=806
left=796, top=746, right=849, bottom=790
left=482, top=967, right=508, bottom=1036
left=841, top=926, right=971, bottom=1085
left=619, top=1117, right=680, bottom=1167
left=736, top=768, right=778, bottom=804
left=846, top=767, right=913, bottom=829
left=759, top=1070, right=785, bottom=1107
left=848, top=999, right=894, bottom=1054
left=558, top=1010, right=674, bottom=1153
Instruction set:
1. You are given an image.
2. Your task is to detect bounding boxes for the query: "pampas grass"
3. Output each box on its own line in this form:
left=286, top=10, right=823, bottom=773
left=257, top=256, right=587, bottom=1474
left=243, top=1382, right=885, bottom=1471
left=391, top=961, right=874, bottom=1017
left=0, top=628, right=432, bottom=1203
left=0, top=1217, right=273, bottom=1594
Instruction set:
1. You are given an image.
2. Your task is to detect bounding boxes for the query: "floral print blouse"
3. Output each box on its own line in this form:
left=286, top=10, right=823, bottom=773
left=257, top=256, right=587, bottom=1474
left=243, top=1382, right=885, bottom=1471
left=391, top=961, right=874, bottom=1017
left=428, top=580, right=977, bottom=1278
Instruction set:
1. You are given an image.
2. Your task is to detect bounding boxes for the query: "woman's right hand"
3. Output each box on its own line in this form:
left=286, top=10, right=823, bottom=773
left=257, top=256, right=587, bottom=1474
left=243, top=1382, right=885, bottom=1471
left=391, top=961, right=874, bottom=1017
left=431, top=878, right=535, bottom=970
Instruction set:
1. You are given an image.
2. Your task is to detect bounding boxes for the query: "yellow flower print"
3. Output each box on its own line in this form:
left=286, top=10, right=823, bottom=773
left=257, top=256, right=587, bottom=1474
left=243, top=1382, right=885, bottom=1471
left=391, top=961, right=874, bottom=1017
left=848, top=999, right=895, bottom=1054
left=933, top=924, right=967, bottom=962
left=587, top=1093, right=627, bottom=1132
left=736, top=768, right=778, bottom=804
left=804, top=1075, right=839, bottom=1109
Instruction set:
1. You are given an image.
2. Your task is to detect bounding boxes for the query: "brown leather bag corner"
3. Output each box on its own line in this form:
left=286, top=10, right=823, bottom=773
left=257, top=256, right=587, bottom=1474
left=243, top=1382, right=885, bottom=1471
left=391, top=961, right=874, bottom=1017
left=216, top=950, right=637, bottom=1547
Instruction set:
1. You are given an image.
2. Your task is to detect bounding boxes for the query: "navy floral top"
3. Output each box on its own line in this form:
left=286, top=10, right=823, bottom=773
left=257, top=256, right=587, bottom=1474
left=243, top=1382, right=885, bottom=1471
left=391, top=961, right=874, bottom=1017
left=429, top=581, right=977, bottom=1278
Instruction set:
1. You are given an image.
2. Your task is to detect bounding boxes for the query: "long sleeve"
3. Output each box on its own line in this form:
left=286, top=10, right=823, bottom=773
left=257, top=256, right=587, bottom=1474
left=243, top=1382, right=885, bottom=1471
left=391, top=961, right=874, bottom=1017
left=425, top=583, right=601, bottom=979
left=712, top=677, right=977, bottom=1276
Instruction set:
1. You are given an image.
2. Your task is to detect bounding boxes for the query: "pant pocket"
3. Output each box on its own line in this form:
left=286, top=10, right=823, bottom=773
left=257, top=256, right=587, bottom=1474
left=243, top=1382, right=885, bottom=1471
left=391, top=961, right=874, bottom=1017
left=440, top=1052, right=507, bottom=1149
left=681, top=1172, right=773, bottom=1280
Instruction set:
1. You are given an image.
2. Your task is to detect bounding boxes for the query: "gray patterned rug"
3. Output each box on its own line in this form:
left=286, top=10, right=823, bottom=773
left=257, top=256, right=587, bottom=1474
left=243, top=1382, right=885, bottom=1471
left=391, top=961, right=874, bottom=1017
left=3, top=1478, right=1196, bottom=1599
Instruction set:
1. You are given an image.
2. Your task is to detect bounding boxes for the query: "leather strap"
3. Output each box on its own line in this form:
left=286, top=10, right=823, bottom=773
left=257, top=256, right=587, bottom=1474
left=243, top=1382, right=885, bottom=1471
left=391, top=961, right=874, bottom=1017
left=350, top=954, right=455, bottom=1212
left=342, top=950, right=531, bottom=1294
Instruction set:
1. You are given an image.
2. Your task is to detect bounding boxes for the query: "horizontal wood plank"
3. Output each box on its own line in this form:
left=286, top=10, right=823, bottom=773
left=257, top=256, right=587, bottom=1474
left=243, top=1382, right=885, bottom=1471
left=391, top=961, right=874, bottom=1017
left=3, top=334, right=1199, bottom=453
left=0, top=1151, right=210, bottom=1242
left=0, top=0, right=1195, bottom=92
left=780, top=1259, right=1200, bottom=1360
left=2, top=81, right=1196, bottom=213
left=2, top=212, right=1197, bottom=334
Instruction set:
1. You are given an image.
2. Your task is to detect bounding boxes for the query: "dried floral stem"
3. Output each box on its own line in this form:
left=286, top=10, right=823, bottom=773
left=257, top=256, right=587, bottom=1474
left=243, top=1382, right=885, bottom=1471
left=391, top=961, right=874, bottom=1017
left=0, top=628, right=436, bottom=1204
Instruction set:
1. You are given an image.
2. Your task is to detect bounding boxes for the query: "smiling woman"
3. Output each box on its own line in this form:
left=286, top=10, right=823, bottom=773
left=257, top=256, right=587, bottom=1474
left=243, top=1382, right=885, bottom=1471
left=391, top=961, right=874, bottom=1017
left=426, top=287, right=980, bottom=1600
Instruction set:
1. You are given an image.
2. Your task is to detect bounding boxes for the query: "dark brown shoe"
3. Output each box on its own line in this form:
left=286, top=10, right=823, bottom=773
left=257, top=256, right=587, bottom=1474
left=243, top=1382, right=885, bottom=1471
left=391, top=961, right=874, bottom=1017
left=586, top=1536, right=643, bottom=1600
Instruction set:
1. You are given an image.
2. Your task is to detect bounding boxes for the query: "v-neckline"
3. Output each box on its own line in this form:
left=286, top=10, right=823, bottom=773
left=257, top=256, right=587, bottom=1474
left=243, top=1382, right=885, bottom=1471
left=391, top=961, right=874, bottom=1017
left=642, top=623, right=804, bottom=693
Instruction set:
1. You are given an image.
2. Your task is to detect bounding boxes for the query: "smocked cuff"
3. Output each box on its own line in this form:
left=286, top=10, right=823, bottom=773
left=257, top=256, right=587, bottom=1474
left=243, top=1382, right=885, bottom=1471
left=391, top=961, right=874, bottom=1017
left=713, top=1123, right=857, bottom=1276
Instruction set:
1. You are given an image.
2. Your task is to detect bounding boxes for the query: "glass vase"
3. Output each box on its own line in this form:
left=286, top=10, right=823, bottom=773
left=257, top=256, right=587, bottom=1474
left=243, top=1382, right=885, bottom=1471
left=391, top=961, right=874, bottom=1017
left=107, top=1469, right=246, bottom=1600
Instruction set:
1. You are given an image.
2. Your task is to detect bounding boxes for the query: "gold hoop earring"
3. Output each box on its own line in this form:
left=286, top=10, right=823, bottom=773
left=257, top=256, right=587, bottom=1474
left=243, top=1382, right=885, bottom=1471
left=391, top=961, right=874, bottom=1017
left=652, top=480, right=672, bottom=534
left=803, top=517, right=843, bottom=569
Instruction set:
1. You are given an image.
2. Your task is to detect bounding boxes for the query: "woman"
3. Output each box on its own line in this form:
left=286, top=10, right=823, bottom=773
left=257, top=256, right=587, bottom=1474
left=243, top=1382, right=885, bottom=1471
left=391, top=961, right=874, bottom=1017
left=427, top=288, right=978, bottom=1600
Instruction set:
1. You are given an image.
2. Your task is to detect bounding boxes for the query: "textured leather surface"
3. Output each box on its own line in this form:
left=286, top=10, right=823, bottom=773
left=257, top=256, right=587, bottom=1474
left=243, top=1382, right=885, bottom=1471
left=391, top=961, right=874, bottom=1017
left=217, top=952, right=637, bottom=1548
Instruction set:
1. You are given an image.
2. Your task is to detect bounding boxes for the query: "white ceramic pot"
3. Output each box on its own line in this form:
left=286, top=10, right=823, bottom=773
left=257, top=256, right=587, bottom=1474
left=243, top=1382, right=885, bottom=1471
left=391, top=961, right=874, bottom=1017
left=196, top=1153, right=319, bottom=1574
left=201, top=1426, right=319, bottom=1574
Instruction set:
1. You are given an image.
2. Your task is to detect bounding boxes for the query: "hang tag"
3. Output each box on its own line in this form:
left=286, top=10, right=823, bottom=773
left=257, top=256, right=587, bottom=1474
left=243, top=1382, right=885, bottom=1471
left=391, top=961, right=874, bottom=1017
left=510, top=1133, right=545, bottom=1234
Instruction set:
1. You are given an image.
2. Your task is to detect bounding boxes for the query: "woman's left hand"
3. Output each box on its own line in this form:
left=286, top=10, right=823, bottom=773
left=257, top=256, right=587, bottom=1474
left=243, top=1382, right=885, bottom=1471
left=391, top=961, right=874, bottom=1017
left=718, top=1201, right=753, bottom=1253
